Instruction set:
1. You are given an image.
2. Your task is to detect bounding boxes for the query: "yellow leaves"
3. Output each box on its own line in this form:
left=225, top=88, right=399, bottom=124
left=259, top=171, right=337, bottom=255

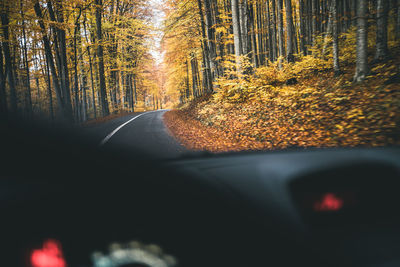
left=346, top=108, right=364, bottom=119
left=215, top=26, right=228, bottom=35
left=335, top=124, right=346, bottom=131
left=324, top=92, right=334, bottom=98
left=169, top=57, right=400, bottom=152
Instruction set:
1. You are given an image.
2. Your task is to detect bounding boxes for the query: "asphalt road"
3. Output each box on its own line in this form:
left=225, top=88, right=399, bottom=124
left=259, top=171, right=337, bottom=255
left=84, top=110, right=188, bottom=159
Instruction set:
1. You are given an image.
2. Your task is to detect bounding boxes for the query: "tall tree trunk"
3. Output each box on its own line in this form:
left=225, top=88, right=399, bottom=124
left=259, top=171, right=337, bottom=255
left=213, top=0, right=225, bottom=76
left=88, top=51, right=96, bottom=119
left=1, top=11, right=17, bottom=113
left=20, top=0, right=33, bottom=117
left=271, top=0, right=278, bottom=61
left=186, top=59, right=190, bottom=99
left=197, top=0, right=213, bottom=92
left=34, top=1, right=72, bottom=121
left=351, top=0, right=358, bottom=26
left=292, top=1, right=299, bottom=54
left=204, top=0, right=218, bottom=78
left=35, top=76, right=41, bottom=112
left=127, top=74, right=133, bottom=111
left=396, top=0, right=400, bottom=40
left=51, top=0, right=73, bottom=118
left=84, top=18, right=97, bottom=119
left=256, top=1, right=265, bottom=65
left=232, top=0, right=243, bottom=72
left=285, top=0, right=295, bottom=62
left=299, top=0, right=307, bottom=55
left=332, top=0, right=341, bottom=75
left=191, top=56, right=198, bottom=98
left=78, top=17, right=87, bottom=122
left=353, top=0, right=369, bottom=82
left=249, top=5, right=259, bottom=67
left=375, top=0, right=389, bottom=60
left=322, top=1, right=334, bottom=56
left=73, top=9, right=82, bottom=122
left=95, top=0, right=110, bottom=116
left=239, top=0, right=249, bottom=55
left=44, top=51, right=54, bottom=122
left=311, top=0, right=318, bottom=46
left=133, top=74, right=137, bottom=104
left=345, top=0, right=351, bottom=30
left=277, top=0, right=285, bottom=67
left=109, top=0, right=120, bottom=112
left=0, top=44, right=7, bottom=113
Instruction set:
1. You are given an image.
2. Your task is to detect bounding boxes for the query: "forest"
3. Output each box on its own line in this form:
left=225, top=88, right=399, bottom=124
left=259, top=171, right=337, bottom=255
left=1, top=0, right=400, bottom=150
left=163, top=0, right=400, bottom=150
left=0, top=0, right=164, bottom=123
left=163, top=0, right=399, bottom=99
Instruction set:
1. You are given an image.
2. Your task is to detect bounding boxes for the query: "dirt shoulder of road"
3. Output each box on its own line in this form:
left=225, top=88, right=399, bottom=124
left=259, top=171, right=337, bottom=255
left=82, top=111, right=138, bottom=127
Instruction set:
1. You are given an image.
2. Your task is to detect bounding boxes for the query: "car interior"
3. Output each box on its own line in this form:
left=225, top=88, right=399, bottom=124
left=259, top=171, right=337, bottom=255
left=1, top=115, right=400, bottom=267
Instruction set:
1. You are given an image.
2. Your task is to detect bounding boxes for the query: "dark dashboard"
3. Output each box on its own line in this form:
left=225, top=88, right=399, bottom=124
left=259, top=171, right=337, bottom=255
left=1, top=118, right=400, bottom=267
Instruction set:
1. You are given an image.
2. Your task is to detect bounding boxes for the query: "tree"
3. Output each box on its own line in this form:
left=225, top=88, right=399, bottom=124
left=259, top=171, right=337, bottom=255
left=1, top=9, right=17, bottom=113
left=353, top=0, right=369, bottom=82
left=4, top=0, right=398, bottom=122
left=204, top=0, right=219, bottom=78
left=332, top=0, right=341, bottom=75
left=298, top=0, right=307, bottom=55
left=397, top=0, right=400, bottom=40
left=284, top=0, right=295, bottom=62
left=232, top=0, right=243, bottom=72
left=375, top=0, right=389, bottom=61
left=0, top=44, right=7, bottom=113
left=311, top=0, right=318, bottom=45
left=20, top=0, right=32, bottom=117
left=48, top=0, right=73, bottom=119
left=239, top=0, right=249, bottom=55
left=196, top=0, right=213, bottom=92
left=276, top=0, right=285, bottom=66
left=95, top=0, right=110, bottom=117
left=33, top=1, right=72, bottom=121
left=270, top=0, right=278, bottom=61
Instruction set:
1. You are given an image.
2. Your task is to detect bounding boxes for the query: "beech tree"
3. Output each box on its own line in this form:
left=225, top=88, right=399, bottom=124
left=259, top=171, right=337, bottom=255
left=353, top=0, right=369, bottom=82
left=1, top=8, right=17, bottom=113
left=332, top=0, right=340, bottom=75
left=284, top=0, right=295, bottom=62
left=232, top=0, right=242, bottom=70
left=95, top=0, right=109, bottom=117
left=375, top=0, right=389, bottom=61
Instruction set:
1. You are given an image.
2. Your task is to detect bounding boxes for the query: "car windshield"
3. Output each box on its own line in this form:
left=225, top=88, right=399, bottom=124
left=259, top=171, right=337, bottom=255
left=0, top=0, right=399, bottom=159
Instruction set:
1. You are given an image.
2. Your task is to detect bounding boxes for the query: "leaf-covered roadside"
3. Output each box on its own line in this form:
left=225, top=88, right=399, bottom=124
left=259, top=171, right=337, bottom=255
left=164, top=60, right=400, bottom=153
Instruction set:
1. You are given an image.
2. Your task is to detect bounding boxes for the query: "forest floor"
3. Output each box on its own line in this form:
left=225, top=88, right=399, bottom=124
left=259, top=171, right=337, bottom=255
left=83, top=111, right=137, bottom=126
left=83, top=106, right=153, bottom=126
left=164, top=56, right=400, bottom=153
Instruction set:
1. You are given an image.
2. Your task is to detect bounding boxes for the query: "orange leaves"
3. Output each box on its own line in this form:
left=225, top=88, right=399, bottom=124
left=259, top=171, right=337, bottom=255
left=164, top=44, right=400, bottom=153
left=165, top=63, right=400, bottom=152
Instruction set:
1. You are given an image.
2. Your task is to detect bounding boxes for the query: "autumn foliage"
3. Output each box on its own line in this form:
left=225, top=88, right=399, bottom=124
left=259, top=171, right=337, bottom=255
left=164, top=49, right=400, bottom=152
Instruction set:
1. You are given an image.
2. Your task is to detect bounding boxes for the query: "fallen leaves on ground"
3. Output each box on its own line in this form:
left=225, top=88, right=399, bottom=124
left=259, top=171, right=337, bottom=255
left=164, top=60, right=400, bottom=153
left=82, top=111, right=136, bottom=127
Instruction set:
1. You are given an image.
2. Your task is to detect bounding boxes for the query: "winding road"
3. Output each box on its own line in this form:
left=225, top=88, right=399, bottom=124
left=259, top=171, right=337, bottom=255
left=84, top=110, right=188, bottom=159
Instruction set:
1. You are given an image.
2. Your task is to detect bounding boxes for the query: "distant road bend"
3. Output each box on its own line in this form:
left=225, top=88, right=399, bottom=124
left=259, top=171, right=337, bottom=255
left=85, top=110, right=188, bottom=159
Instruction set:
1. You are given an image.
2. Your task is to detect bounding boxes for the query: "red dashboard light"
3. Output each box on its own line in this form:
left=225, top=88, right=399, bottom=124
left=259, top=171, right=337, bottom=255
left=31, top=239, right=66, bottom=267
left=313, top=193, right=344, bottom=212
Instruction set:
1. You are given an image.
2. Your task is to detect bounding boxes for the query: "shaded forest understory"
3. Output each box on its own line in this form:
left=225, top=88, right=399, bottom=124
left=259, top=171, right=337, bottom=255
left=164, top=46, right=400, bottom=152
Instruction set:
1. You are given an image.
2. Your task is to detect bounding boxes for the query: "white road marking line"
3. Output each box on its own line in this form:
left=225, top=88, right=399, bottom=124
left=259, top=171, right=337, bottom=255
left=99, top=110, right=164, bottom=146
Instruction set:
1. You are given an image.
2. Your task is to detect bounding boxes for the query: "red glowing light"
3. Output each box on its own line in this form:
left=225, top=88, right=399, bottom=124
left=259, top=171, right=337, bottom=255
left=31, top=239, right=66, bottom=267
left=314, top=193, right=344, bottom=212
